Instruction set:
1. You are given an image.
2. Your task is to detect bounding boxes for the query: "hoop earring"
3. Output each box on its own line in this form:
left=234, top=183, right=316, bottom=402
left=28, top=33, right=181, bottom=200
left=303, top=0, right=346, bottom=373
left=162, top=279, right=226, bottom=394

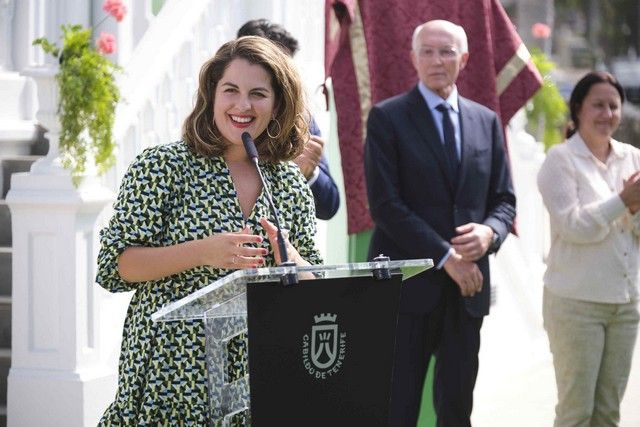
left=267, top=118, right=282, bottom=139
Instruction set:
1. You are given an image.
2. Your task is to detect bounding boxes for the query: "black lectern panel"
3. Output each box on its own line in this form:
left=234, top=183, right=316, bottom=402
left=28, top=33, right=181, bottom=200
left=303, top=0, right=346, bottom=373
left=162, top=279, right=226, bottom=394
left=246, top=274, right=402, bottom=427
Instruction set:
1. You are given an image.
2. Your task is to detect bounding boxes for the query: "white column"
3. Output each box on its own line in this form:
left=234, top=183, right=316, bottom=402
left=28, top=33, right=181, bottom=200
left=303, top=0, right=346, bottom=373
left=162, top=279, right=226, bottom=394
left=19, top=66, right=66, bottom=175
left=6, top=65, right=119, bottom=427
left=0, top=0, right=16, bottom=71
left=130, top=0, right=154, bottom=49
left=6, top=176, right=115, bottom=427
left=12, top=0, right=91, bottom=71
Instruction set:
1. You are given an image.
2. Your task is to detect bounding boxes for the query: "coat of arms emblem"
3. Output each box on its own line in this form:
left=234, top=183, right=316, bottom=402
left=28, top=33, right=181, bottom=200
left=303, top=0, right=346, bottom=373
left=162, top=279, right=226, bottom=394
left=302, top=313, right=347, bottom=379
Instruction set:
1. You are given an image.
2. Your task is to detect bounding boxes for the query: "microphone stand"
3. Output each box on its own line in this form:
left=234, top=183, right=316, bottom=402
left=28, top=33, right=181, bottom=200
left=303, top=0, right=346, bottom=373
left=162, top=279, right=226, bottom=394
left=242, top=132, right=298, bottom=285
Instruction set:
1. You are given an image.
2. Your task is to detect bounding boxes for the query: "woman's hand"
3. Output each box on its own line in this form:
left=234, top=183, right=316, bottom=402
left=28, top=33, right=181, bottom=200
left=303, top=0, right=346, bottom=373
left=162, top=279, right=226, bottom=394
left=259, top=217, right=309, bottom=266
left=200, top=225, right=267, bottom=269
left=117, top=226, right=266, bottom=282
left=620, top=171, right=640, bottom=214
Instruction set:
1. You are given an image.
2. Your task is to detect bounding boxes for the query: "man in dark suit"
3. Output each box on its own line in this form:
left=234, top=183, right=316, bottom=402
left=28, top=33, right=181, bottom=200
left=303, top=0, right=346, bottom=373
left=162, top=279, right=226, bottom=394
left=237, top=19, right=340, bottom=220
left=364, top=20, right=516, bottom=426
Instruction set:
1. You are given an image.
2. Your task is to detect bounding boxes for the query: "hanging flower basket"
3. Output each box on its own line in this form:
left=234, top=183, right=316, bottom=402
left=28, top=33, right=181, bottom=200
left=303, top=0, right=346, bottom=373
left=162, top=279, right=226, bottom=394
left=32, top=0, right=127, bottom=181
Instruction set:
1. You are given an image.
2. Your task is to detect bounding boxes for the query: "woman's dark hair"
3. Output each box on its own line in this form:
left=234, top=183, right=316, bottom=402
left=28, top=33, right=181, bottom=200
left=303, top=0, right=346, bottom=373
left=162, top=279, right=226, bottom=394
left=237, top=19, right=299, bottom=56
left=182, top=36, right=308, bottom=162
left=566, top=71, right=625, bottom=138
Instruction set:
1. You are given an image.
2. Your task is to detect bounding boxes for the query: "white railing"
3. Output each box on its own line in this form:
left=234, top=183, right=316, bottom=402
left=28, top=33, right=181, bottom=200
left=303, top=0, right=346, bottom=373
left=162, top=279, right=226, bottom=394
left=107, top=0, right=231, bottom=190
left=106, top=0, right=330, bottom=191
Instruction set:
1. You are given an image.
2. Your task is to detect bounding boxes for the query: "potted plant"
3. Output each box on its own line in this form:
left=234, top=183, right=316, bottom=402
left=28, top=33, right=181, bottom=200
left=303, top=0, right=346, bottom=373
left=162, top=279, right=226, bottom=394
left=30, top=0, right=127, bottom=182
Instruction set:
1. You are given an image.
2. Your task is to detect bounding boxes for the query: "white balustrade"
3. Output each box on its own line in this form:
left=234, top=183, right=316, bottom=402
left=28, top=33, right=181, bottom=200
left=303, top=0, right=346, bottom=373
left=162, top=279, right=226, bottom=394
left=7, top=63, right=116, bottom=426
left=0, top=0, right=16, bottom=71
left=18, top=66, right=66, bottom=175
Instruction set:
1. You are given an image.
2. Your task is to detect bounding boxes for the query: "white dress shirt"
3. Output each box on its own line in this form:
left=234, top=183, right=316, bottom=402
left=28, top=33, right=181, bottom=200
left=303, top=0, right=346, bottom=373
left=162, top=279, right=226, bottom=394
left=537, top=132, right=640, bottom=303
left=417, top=81, right=461, bottom=160
left=417, top=81, right=461, bottom=268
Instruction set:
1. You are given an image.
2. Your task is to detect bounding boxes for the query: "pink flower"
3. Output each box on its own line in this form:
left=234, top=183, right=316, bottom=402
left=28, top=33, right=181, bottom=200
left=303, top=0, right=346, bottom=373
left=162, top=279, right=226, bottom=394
left=102, top=0, right=128, bottom=22
left=531, top=22, right=551, bottom=39
left=96, top=32, right=116, bottom=55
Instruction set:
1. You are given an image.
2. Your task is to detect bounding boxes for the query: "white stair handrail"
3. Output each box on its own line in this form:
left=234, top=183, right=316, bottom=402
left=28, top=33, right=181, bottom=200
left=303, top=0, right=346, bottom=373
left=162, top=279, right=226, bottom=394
left=114, top=0, right=211, bottom=139
left=109, top=0, right=231, bottom=189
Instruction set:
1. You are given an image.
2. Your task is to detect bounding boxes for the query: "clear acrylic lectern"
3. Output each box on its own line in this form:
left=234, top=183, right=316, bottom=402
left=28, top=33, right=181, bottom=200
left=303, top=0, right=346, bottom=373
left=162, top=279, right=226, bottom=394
left=152, top=259, right=432, bottom=426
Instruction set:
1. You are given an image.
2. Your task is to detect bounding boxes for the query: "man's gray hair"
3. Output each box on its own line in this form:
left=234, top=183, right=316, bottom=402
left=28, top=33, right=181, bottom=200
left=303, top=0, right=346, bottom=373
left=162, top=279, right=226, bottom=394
left=411, top=20, right=469, bottom=54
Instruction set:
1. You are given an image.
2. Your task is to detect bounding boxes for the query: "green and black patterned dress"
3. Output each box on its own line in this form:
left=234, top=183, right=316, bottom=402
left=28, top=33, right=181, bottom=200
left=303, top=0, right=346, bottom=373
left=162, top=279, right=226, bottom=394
left=96, top=142, right=321, bottom=425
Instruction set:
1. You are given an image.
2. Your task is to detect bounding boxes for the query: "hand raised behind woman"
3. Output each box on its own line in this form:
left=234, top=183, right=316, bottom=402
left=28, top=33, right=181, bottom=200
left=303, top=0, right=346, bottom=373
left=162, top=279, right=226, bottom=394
left=293, top=135, right=325, bottom=179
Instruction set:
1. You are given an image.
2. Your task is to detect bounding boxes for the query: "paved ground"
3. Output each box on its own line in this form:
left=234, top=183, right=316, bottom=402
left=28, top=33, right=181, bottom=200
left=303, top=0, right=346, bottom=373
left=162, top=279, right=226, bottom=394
left=471, top=247, right=640, bottom=427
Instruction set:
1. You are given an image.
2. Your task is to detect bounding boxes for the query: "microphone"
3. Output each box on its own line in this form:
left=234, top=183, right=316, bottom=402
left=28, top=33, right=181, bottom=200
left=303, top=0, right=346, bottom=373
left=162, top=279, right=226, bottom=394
left=241, top=132, right=298, bottom=285
left=242, top=132, right=259, bottom=162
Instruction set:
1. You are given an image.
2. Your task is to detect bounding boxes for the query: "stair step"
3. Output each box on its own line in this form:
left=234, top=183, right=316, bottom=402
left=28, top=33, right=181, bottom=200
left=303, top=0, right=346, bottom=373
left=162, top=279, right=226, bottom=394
left=0, top=248, right=9, bottom=298
left=0, top=355, right=8, bottom=407
left=0, top=303, right=9, bottom=350
left=0, top=137, right=34, bottom=157
left=0, top=73, right=34, bottom=125
left=1, top=155, right=40, bottom=199
left=0, top=202, right=9, bottom=247
left=28, top=125, right=49, bottom=156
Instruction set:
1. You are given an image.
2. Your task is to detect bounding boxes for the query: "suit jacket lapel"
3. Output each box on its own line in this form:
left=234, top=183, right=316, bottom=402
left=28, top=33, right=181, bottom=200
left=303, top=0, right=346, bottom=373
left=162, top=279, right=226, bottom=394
left=405, top=87, right=455, bottom=194
left=457, top=97, right=476, bottom=198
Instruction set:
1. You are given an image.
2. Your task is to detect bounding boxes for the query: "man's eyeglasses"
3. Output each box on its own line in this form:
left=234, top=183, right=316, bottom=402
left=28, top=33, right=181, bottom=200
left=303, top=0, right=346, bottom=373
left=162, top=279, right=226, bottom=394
left=418, top=47, right=459, bottom=60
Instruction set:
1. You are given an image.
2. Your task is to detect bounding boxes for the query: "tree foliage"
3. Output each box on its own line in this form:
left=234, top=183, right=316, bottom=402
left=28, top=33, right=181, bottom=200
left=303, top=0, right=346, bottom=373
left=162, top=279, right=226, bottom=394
left=526, top=48, right=568, bottom=150
left=555, top=0, right=639, bottom=64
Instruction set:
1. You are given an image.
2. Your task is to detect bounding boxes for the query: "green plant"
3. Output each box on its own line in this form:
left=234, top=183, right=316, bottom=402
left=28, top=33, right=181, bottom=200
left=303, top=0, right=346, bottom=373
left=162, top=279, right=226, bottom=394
left=34, top=26, right=120, bottom=179
left=526, top=48, right=568, bottom=150
left=32, top=0, right=126, bottom=180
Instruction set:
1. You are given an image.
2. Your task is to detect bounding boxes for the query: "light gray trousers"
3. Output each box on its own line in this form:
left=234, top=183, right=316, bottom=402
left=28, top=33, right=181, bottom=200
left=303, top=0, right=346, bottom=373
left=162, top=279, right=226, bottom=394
left=543, top=288, right=639, bottom=427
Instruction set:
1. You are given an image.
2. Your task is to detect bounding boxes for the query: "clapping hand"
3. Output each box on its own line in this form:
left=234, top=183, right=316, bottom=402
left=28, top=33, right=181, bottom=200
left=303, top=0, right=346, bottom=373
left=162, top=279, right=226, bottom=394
left=294, top=135, right=325, bottom=179
left=621, top=171, right=640, bottom=214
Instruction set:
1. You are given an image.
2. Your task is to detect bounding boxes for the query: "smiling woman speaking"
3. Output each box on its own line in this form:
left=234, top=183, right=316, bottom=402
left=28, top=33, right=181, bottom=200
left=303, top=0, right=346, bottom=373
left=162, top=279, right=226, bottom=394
left=538, top=71, right=640, bottom=427
left=96, top=36, right=321, bottom=425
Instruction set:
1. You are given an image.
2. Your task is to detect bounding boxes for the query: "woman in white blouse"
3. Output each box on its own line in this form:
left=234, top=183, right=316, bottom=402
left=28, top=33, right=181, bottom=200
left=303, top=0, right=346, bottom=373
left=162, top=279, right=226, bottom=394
left=538, top=71, right=640, bottom=427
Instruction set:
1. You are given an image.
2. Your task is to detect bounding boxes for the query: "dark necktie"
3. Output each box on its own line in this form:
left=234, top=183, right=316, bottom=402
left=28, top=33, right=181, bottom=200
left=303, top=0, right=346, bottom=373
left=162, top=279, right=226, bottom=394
left=436, top=103, right=459, bottom=183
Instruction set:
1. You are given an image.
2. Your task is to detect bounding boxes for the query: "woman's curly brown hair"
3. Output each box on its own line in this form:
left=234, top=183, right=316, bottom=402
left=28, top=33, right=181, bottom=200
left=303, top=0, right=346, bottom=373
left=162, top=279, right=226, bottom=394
left=182, top=36, right=308, bottom=162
